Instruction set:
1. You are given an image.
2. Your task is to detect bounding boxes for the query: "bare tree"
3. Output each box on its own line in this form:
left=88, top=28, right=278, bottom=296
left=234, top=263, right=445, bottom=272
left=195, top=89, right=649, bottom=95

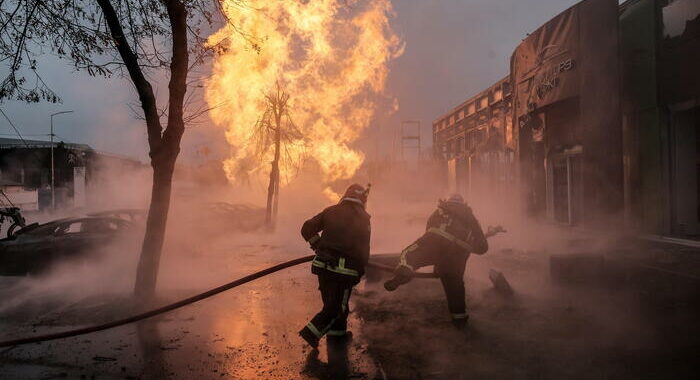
left=251, top=82, right=302, bottom=229
left=0, top=0, right=238, bottom=304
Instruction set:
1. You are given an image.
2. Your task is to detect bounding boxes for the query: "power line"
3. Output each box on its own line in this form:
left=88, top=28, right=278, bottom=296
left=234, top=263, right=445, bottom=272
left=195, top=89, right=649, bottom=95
left=0, top=108, right=34, bottom=150
left=0, top=108, right=48, bottom=162
left=0, top=108, right=47, bottom=209
left=0, top=133, right=50, bottom=137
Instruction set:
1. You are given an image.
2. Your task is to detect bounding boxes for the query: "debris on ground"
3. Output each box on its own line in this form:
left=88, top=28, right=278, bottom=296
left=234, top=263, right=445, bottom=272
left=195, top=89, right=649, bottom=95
left=488, top=269, right=514, bottom=296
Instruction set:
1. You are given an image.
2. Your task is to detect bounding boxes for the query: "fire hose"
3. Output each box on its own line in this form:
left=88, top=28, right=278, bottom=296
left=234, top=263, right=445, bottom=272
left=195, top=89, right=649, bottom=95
left=0, top=255, right=436, bottom=348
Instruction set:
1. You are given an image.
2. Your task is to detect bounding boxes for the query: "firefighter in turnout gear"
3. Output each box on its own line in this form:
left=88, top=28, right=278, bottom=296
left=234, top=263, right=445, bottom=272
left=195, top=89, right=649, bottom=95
left=384, top=193, right=488, bottom=327
left=298, top=184, right=371, bottom=348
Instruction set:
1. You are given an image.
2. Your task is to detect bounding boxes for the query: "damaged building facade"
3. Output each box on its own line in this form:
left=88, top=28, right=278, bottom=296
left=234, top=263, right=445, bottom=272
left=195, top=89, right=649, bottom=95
left=434, top=0, right=700, bottom=238
left=512, top=0, right=623, bottom=227
left=433, top=76, right=516, bottom=205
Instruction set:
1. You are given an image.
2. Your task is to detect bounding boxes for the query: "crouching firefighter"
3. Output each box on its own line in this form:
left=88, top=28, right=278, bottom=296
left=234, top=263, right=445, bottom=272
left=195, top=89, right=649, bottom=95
left=299, top=184, right=371, bottom=348
left=384, top=193, right=488, bottom=328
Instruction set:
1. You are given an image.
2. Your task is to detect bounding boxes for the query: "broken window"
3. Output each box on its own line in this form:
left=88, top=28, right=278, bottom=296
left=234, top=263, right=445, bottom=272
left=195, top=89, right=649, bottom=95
left=63, top=222, right=83, bottom=234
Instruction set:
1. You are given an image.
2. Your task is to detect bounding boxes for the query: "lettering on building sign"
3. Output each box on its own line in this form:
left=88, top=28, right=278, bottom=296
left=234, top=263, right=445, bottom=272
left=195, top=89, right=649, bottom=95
left=535, top=58, right=574, bottom=100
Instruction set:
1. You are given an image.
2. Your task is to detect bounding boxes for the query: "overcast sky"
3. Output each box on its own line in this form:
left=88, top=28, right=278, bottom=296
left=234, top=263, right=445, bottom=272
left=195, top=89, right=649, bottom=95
left=0, top=0, right=580, bottom=163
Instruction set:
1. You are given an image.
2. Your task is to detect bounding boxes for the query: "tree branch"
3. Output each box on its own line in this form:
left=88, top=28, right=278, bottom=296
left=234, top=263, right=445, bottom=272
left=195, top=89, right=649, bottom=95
left=95, top=0, right=162, bottom=156
left=158, top=0, right=188, bottom=161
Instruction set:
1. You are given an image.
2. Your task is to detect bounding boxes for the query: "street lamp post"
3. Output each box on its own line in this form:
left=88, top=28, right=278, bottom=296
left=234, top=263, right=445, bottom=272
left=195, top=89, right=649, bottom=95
left=50, top=110, right=74, bottom=210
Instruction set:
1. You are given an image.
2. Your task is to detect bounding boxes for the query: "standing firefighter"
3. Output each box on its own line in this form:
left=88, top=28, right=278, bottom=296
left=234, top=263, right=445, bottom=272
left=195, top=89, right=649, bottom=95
left=299, top=184, right=371, bottom=348
left=384, top=193, right=488, bottom=327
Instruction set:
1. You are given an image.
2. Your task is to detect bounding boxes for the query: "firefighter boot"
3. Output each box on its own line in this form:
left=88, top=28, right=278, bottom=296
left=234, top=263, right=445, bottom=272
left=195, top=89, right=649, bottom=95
left=327, top=330, right=353, bottom=344
left=383, top=265, right=413, bottom=291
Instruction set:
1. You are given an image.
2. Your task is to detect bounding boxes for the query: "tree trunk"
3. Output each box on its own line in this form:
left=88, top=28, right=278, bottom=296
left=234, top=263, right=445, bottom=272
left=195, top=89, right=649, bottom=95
left=265, top=110, right=282, bottom=229
left=265, top=160, right=276, bottom=228
left=133, top=0, right=189, bottom=303
left=272, top=168, right=280, bottom=223
left=97, top=0, right=189, bottom=304
left=134, top=155, right=177, bottom=299
left=271, top=111, right=282, bottom=227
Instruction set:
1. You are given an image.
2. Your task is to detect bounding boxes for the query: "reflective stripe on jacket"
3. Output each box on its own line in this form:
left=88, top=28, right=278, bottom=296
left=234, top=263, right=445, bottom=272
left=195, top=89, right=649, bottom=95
left=426, top=227, right=474, bottom=252
left=311, top=256, right=359, bottom=277
left=425, top=200, right=488, bottom=255
left=301, top=200, right=371, bottom=276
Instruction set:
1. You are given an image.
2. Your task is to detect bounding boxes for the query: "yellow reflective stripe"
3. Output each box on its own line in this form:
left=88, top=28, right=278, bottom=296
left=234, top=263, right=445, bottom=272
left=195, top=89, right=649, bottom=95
left=321, top=316, right=339, bottom=336
left=306, top=322, right=323, bottom=338
left=308, top=235, right=321, bottom=245
left=333, top=266, right=359, bottom=276
left=427, top=227, right=472, bottom=251
left=312, top=259, right=326, bottom=268
left=451, top=313, right=468, bottom=319
left=399, top=244, right=417, bottom=270
left=327, top=330, right=347, bottom=336
left=336, top=257, right=358, bottom=276
left=311, top=257, right=359, bottom=277
left=312, top=256, right=330, bottom=269
left=342, top=289, right=350, bottom=313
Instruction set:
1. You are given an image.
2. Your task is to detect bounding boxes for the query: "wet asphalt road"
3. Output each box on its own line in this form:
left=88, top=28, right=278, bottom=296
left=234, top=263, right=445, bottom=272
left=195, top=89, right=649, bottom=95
left=1, top=227, right=698, bottom=379
left=0, top=244, right=380, bottom=379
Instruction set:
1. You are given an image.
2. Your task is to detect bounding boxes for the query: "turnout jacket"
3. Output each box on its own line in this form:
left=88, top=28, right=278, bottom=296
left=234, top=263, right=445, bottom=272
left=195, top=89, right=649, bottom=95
left=425, top=201, right=488, bottom=255
left=301, top=200, right=371, bottom=279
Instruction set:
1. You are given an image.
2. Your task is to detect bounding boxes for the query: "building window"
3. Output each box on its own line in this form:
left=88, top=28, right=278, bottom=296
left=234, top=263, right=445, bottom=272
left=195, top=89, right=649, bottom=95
left=467, top=103, right=475, bottom=115
left=479, top=97, right=489, bottom=110
left=493, top=88, right=503, bottom=102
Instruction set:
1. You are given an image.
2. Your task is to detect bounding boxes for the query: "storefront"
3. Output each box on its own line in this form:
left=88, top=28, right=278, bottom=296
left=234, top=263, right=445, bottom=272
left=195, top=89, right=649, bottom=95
left=512, top=0, right=623, bottom=226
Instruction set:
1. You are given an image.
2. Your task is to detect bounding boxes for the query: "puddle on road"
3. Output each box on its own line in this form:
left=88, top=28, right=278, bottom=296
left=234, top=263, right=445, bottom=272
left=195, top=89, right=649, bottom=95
left=0, top=247, right=380, bottom=379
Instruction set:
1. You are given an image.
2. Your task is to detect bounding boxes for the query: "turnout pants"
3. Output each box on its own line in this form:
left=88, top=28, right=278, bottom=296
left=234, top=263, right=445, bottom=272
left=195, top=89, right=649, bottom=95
left=303, top=272, right=353, bottom=339
left=399, top=233, right=469, bottom=320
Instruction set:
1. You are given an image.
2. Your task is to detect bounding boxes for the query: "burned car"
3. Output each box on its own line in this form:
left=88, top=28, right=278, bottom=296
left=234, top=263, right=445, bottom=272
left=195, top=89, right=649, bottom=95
left=0, top=216, right=134, bottom=276
left=204, top=202, right=266, bottom=232
left=87, top=209, right=146, bottom=224
left=171, top=202, right=266, bottom=241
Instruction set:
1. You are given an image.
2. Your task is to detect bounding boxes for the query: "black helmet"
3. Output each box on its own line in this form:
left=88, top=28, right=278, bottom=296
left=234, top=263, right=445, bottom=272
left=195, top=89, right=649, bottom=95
left=446, top=193, right=464, bottom=204
left=341, top=183, right=370, bottom=206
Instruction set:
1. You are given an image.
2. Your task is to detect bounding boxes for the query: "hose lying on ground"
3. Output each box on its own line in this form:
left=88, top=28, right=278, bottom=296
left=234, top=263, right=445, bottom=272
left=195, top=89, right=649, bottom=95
left=0, top=254, right=435, bottom=348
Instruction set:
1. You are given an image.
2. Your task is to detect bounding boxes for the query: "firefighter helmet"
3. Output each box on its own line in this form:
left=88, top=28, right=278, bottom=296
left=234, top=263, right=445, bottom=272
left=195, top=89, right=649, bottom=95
left=342, top=183, right=370, bottom=206
left=446, top=193, right=464, bottom=204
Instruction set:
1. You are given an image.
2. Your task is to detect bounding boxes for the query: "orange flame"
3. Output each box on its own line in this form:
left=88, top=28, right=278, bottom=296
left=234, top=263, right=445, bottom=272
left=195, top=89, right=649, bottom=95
left=206, top=0, right=403, bottom=195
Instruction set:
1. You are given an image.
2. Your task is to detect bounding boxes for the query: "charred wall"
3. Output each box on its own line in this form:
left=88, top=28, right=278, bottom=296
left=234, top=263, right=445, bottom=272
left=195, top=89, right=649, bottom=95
left=621, top=0, right=700, bottom=238
left=512, top=0, right=623, bottom=227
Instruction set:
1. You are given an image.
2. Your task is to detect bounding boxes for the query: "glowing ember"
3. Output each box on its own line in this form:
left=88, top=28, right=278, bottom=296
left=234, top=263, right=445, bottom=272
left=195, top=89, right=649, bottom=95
left=206, top=0, right=403, bottom=196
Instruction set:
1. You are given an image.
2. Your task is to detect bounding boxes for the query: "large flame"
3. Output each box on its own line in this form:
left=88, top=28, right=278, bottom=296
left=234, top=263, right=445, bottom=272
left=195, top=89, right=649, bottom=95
left=206, top=0, right=402, bottom=196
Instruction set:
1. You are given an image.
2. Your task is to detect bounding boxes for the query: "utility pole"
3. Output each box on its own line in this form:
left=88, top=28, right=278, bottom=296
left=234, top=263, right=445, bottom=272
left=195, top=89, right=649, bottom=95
left=400, top=120, right=421, bottom=162
left=50, top=110, right=74, bottom=210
